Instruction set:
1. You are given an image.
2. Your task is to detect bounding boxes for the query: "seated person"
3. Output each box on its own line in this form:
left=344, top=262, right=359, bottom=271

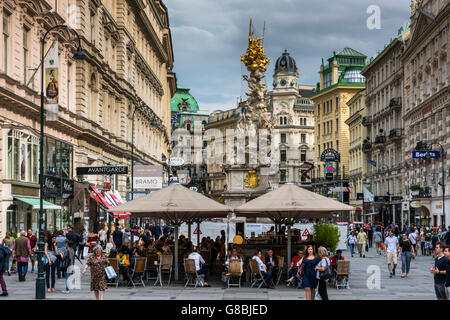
left=252, top=250, right=274, bottom=289
left=188, top=246, right=211, bottom=287
left=330, top=249, right=344, bottom=272
left=286, top=248, right=304, bottom=287
left=264, top=249, right=279, bottom=275
left=117, top=250, right=131, bottom=282
left=226, top=247, right=243, bottom=266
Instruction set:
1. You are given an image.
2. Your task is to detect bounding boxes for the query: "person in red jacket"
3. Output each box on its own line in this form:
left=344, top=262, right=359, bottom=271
left=330, top=250, right=344, bottom=272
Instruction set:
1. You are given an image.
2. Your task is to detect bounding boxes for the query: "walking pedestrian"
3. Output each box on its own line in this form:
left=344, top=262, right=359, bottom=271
left=357, top=228, right=367, bottom=258
left=444, top=246, right=450, bottom=297
left=78, top=228, right=88, bottom=259
left=66, top=226, right=81, bottom=252
left=55, top=231, right=67, bottom=278
left=44, top=233, right=57, bottom=293
left=408, top=227, right=418, bottom=256
left=400, top=233, right=415, bottom=278
left=430, top=242, right=448, bottom=300
left=420, top=229, right=426, bottom=256
left=26, top=229, right=37, bottom=273
left=0, top=241, right=10, bottom=296
left=302, top=245, right=320, bottom=300
left=61, top=241, right=75, bottom=294
left=98, top=227, right=107, bottom=249
left=1, top=232, right=14, bottom=276
left=347, top=231, right=357, bottom=257
left=315, top=246, right=330, bottom=300
left=368, top=226, right=374, bottom=248
left=374, top=226, right=383, bottom=255
left=384, top=230, right=399, bottom=278
left=82, top=245, right=109, bottom=300
left=12, top=230, right=32, bottom=281
left=113, top=225, right=123, bottom=249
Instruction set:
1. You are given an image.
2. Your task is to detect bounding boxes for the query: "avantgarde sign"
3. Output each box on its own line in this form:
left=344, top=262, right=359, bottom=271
left=76, top=166, right=128, bottom=175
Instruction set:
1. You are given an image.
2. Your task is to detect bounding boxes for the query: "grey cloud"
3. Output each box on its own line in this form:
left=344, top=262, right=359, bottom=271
left=167, top=0, right=411, bottom=110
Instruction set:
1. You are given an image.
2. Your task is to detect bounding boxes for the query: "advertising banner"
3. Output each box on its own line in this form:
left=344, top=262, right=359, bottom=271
left=133, top=165, right=163, bottom=189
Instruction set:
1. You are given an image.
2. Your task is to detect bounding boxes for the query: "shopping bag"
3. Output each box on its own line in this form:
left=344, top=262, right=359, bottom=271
left=83, top=246, right=90, bottom=258
left=105, top=266, right=117, bottom=279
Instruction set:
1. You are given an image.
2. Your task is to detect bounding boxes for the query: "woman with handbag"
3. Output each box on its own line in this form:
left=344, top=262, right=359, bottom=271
left=60, top=241, right=75, bottom=294
left=315, top=246, right=331, bottom=300
left=44, top=233, right=58, bottom=293
left=302, top=245, right=320, bottom=300
left=82, top=245, right=109, bottom=300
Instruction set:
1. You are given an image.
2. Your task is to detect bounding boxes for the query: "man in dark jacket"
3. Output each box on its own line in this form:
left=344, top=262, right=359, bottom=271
left=152, top=224, right=161, bottom=241
left=0, top=244, right=9, bottom=296
left=113, top=226, right=123, bottom=249
left=66, top=226, right=81, bottom=250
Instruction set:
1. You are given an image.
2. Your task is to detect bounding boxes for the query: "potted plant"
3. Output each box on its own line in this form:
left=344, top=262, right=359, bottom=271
left=409, top=184, right=420, bottom=191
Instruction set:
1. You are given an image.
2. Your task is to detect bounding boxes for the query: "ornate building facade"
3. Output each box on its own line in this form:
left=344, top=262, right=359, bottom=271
left=310, top=47, right=366, bottom=211
left=361, top=25, right=410, bottom=226
left=402, top=0, right=449, bottom=227
left=269, top=50, right=315, bottom=186
left=0, top=0, right=176, bottom=237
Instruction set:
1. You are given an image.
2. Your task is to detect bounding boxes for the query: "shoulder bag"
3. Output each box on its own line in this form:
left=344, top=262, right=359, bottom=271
left=320, top=259, right=333, bottom=280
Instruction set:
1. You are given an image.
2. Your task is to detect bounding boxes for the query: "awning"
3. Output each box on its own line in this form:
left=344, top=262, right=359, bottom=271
left=14, top=197, right=62, bottom=210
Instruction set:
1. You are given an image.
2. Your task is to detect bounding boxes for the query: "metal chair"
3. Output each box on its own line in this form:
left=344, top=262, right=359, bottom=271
left=155, top=254, right=173, bottom=286
left=275, top=256, right=284, bottom=286
left=226, top=259, right=243, bottom=288
left=145, top=254, right=159, bottom=283
left=335, top=260, right=350, bottom=289
left=249, top=259, right=269, bottom=289
left=128, top=257, right=146, bottom=288
left=107, top=258, right=120, bottom=288
left=184, top=258, right=204, bottom=288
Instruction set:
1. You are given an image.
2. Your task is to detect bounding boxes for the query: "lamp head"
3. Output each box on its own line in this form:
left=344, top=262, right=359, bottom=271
left=151, top=117, right=158, bottom=126
left=73, top=45, right=86, bottom=60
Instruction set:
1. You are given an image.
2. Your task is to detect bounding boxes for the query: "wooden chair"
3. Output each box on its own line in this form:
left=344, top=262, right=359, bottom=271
left=145, top=254, right=159, bottom=283
left=184, top=258, right=204, bottom=288
left=155, top=254, right=173, bottom=286
left=249, top=259, right=268, bottom=289
left=275, top=256, right=284, bottom=286
left=128, top=257, right=146, bottom=288
left=107, top=258, right=120, bottom=288
left=335, top=260, right=350, bottom=289
left=226, top=259, right=243, bottom=288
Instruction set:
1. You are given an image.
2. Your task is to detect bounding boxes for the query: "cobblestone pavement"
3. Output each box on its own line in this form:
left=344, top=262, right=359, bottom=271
left=0, top=247, right=439, bottom=300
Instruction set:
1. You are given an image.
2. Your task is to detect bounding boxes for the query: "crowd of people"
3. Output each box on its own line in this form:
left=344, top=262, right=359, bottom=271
left=346, top=223, right=450, bottom=299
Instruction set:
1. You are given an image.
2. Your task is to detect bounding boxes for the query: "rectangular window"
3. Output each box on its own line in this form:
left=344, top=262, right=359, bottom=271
left=330, top=100, right=333, bottom=113
left=443, top=62, right=447, bottom=85
left=280, top=150, right=286, bottom=162
left=336, top=97, right=339, bottom=110
left=300, top=150, right=306, bottom=162
left=318, top=124, right=320, bottom=135
left=419, top=83, right=423, bottom=101
left=281, top=133, right=286, bottom=143
left=435, top=37, right=439, bottom=52
left=336, top=118, right=339, bottom=132
left=427, top=44, right=431, bottom=59
left=427, top=118, right=432, bottom=140
left=435, top=113, right=439, bottom=137
left=435, top=69, right=439, bottom=91
left=443, top=29, right=447, bottom=45
left=301, top=134, right=306, bottom=144
left=3, top=11, right=10, bottom=73
left=427, top=74, right=431, bottom=94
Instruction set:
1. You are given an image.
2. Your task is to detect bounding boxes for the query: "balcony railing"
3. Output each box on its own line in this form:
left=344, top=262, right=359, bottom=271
left=389, top=128, right=403, bottom=140
left=362, top=116, right=372, bottom=126
left=362, top=142, right=372, bottom=152
left=374, top=135, right=386, bottom=144
left=389, top=97, right=402, bottom=109
left=411, top=187, right=432, bottom=198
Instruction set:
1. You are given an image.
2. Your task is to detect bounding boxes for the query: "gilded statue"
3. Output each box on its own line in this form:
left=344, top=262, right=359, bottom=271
left=244, top=170, right=259, bottom=188
left=240, top=21, right=270, bottom=72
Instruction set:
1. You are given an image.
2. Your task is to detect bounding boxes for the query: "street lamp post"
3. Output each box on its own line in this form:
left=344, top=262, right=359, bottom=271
left=416, top=141, right=446, bottom=227
left=130, top=105, right=157, bottom=227
left=37, top=25, right=85, bottom=300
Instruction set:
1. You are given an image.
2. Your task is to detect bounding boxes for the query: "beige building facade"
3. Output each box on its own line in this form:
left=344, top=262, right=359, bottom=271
left=345, top=89, right=367, bottom=221
left=0, top=0, right=175, bottom=237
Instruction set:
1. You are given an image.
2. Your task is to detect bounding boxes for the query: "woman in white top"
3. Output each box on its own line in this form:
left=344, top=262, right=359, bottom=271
left=347, top=231, right=357, bottom=257
left=315, top=246, right=330, bottom=300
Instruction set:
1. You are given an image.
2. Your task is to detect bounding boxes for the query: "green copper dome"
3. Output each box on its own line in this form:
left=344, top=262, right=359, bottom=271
left=171, top=85, right=199, bottom=113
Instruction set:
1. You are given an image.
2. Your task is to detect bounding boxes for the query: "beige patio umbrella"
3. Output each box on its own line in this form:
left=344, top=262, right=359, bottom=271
left=108, top=183, right=231, bottom=280
left=235, top=183, right=355, bottom=261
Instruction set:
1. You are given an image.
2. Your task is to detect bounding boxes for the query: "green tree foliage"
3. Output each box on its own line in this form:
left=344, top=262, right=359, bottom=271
left=313, top=223, right=340, bottom=252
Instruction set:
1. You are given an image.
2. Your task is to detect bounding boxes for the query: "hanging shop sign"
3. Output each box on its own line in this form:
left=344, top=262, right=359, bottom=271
left=166, top=157, right=185, bottom=167
left=320, top=148, right=340, bottom=162
left=133, top=165, right=163, bottom=189
left=410, top=201, right=421, bottom=208
left=323, top=162, right=337, bottom=173
left=76, top=166, right=128, bottom=175
left=43, top=175, right=60, bottom=198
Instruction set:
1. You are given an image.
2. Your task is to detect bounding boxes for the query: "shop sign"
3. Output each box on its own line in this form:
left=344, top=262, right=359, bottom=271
left=166, top=157, right=185, bottom=166
left=357, top=193, right=364, bottom=200
left=320, top=148, right=340, bottom=162
left=76, top=166, right=128, bottom=175
left=133, top=165, right=163, bottom=189
left=402, top=201, right=410, bottom=211
left=410, top=201, right=421, bottom=208
left=62, top=179, right=74, bottom=199
left=43, top=175, right=60, bottom=198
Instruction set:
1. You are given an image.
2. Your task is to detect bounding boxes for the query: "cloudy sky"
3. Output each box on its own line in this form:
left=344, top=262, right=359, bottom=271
left=166, top=0, right=411, bottom=111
